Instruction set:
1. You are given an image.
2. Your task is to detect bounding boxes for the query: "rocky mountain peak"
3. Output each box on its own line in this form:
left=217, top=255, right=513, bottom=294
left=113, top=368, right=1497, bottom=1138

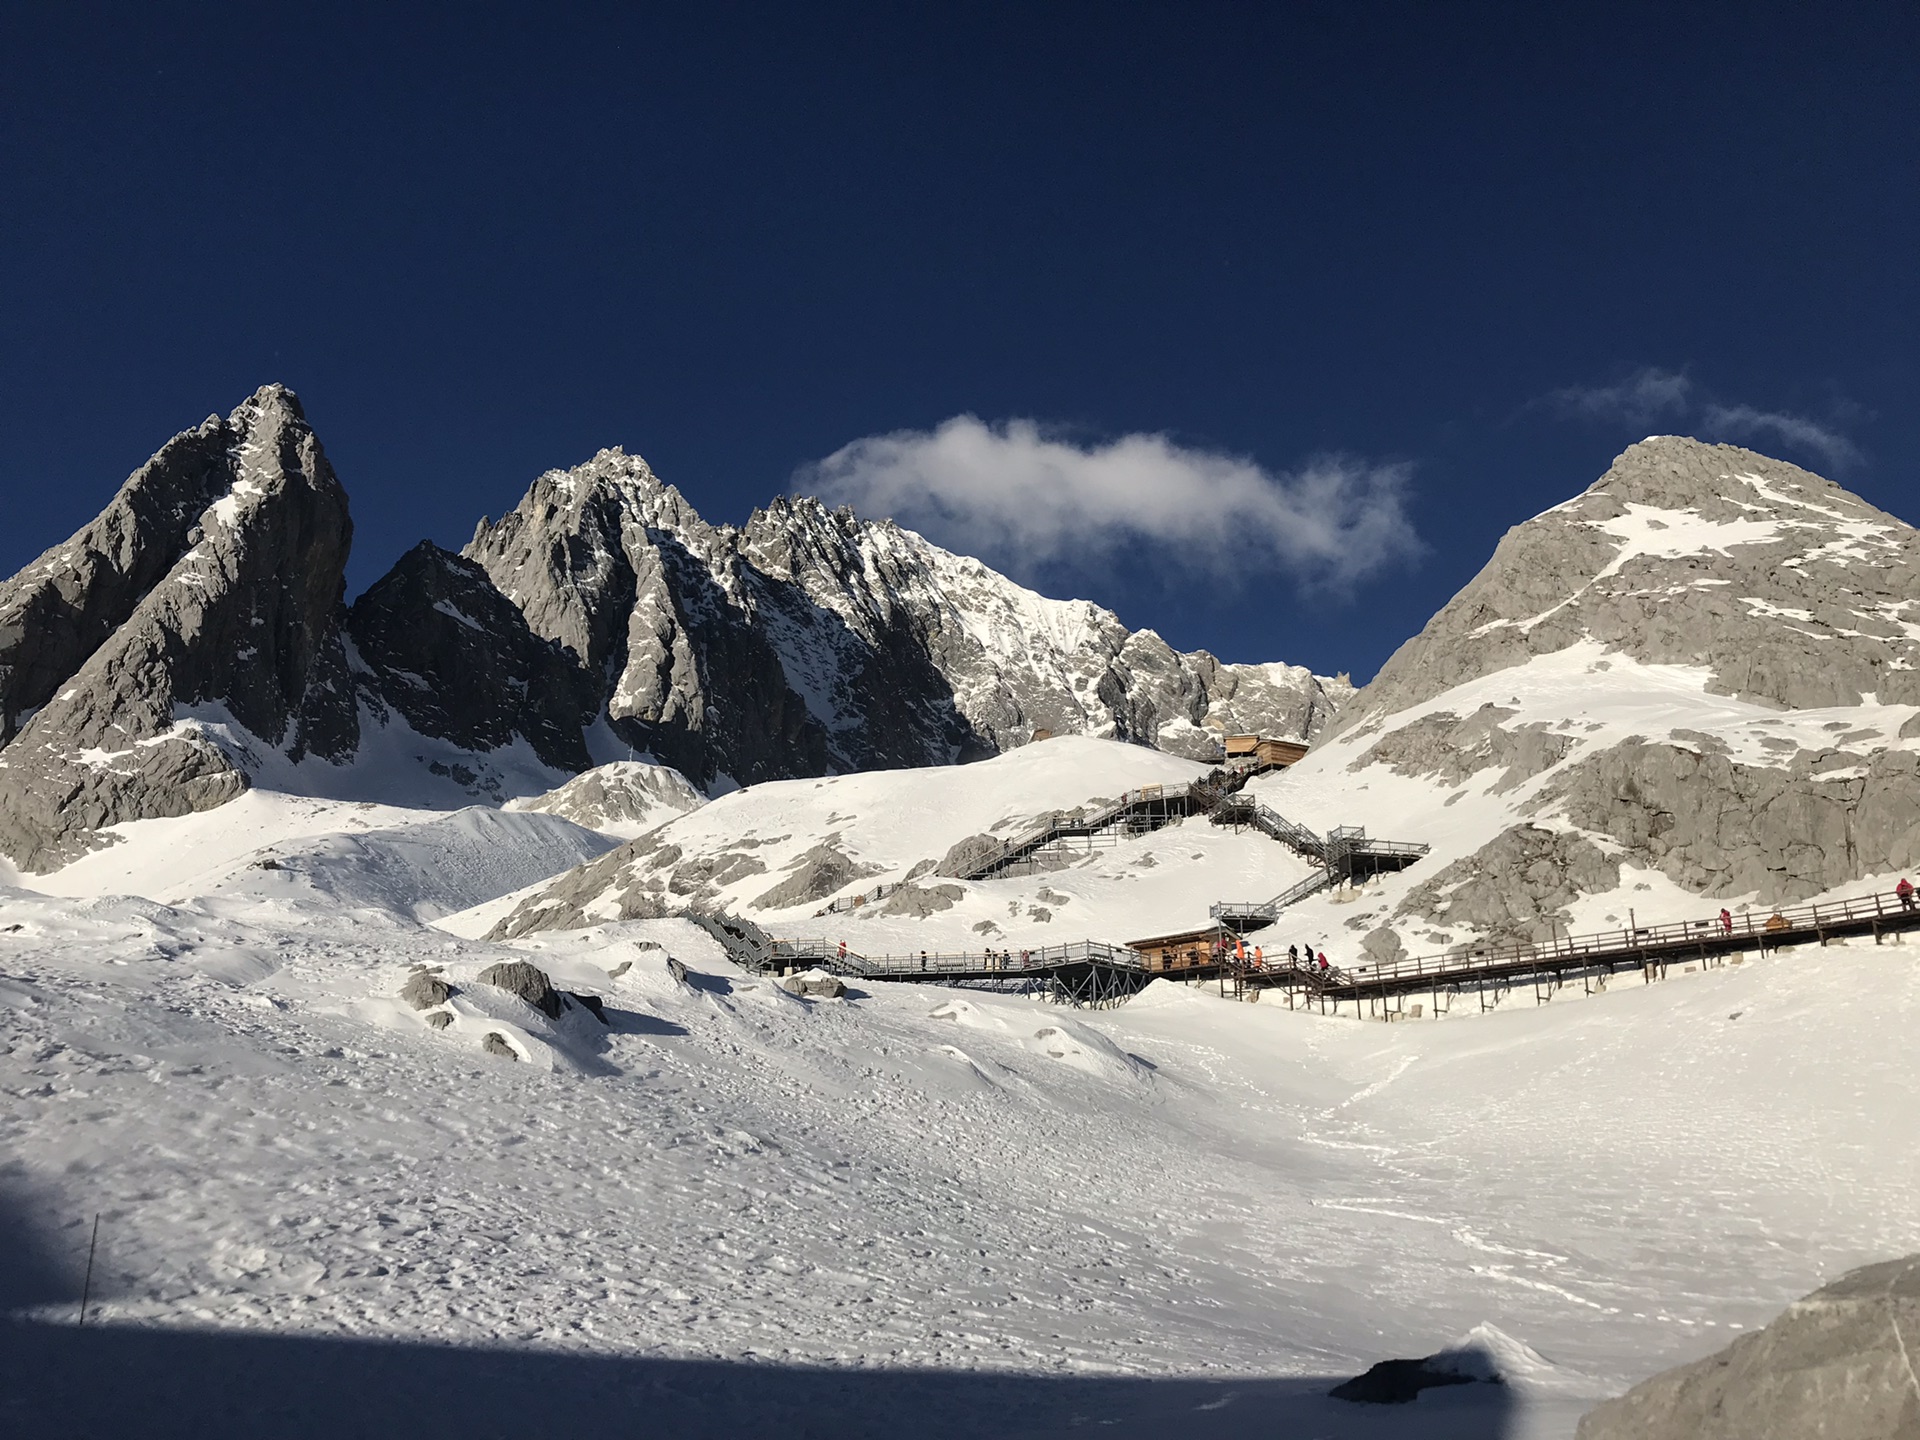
left=1332, top=436, right=1920, bottom=735
left=0, top=384, right=359, bottom=871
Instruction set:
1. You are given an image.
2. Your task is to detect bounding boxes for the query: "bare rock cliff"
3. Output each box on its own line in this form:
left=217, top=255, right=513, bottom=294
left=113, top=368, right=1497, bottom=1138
left=0, top=385, right=358, bottom=871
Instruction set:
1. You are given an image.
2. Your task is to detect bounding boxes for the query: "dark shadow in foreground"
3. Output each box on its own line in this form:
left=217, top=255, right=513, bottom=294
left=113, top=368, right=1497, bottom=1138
left=0, top=1314, right=1522, bottom=1440
left=0, top=1176, right=1524, bottom=1438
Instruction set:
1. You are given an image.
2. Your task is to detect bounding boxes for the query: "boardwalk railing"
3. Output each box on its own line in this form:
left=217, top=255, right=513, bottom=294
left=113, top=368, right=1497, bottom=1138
left=815, top=881, right=904, bottom=916
left=769, top=936, right=1148, bottom=979
left=954, top=782, right=1201, bottom=881
left=1252, top=887, right=1920, bottom=1004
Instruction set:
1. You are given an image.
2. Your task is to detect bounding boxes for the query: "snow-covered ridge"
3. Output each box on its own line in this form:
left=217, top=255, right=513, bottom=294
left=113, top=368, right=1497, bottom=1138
left=0, top=391, right=1336, bottom=873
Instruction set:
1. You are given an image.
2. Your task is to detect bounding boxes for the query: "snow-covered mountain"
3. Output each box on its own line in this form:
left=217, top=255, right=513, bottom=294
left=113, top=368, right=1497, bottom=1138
left=462, top=445, right=1347, bottom=789
left=1260, top=435, right=1920, bottom=965
left=0, top=385, right=361, bottom=872
left=491, top=436, right=1920, bottom=977
left=0, top=387, right=1343, bottom=871
left=12, top=421, right=1920, bottom=1439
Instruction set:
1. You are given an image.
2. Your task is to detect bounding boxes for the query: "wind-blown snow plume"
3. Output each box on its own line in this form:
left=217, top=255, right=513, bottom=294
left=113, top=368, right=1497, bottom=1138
left=801, top=417, right=1421, bottom=591
left=1545, top=367, right=1693, bottom=424
left=1701, top=403, right=1860, bottom=471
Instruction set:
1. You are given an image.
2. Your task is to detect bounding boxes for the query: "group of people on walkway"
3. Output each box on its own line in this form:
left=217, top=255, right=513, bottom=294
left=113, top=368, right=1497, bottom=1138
left=1224, top=934, right=1328, bottom=973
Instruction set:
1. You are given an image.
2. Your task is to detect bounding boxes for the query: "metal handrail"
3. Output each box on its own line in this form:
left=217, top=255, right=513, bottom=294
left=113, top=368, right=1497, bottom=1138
left=1333, top=887, right=1917, bottom=991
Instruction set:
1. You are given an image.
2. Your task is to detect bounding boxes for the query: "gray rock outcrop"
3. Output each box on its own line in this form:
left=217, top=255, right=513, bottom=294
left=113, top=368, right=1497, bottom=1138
left=0, top=385, right=360, bottom=871
left=345, top=542, right=598, bottom=772
left=750, top=840, right=884, bottom=911
left=1577, top=1255, right=1920, bottom=1439
left=504, top=760, right=704, bottom=835
left=474, top=960, right=562, bottom=1019
left=1397, top=825, right=1622, bottom=946
left=400, top=971, right=454, bottom=1010
left=1330, top=437, right=1920, bottom=741
left=1536, top=740, right=1920, bottom=904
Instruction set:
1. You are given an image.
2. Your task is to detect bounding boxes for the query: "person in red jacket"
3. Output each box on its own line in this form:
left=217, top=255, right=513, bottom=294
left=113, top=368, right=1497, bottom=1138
left=1719, top=908, right=1733, bottom=936
left=1899, top=877, right=1916, bottom=912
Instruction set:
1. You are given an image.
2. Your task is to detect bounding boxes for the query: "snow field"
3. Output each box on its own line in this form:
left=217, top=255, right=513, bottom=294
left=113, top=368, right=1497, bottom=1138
left=6, top=863, right=1920, bottom=1437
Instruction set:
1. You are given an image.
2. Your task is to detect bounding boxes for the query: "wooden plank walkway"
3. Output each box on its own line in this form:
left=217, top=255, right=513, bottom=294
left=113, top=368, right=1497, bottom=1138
left=695, top=886, right=1920, bottom=1016
left=1235, top=886, right=1920, bottom=1017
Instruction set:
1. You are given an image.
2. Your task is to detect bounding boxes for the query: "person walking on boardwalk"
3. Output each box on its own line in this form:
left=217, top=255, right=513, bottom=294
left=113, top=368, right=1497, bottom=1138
left=1900, top=877, right=1916, bottom=912
left=1288, top=943, right=1300, bottom=968
left=1317, top=950, right=1329, bottom=972
left=1719, top=908, right=1733, bottom=936
left=1253, top=945, right=1264, bottom=968
left=838, top=939, right=848, bottom=962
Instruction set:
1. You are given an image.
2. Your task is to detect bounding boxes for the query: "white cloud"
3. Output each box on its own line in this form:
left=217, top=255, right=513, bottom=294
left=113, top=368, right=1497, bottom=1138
left=1701, top=404, right=1861, bottom=471
left=799, top=416, right=1421, bottom=592
left=1546, top=368, right=1693, bottom=424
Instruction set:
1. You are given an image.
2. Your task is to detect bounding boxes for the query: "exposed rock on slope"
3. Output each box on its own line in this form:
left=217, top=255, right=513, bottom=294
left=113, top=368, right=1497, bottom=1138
left=464, top=447, right=1347, bottom=788
left=503, top=760, right=704, bottom=836
left=1577, top=1255, right=1920, bottom=1439
left=0, top=385, right=359, bottom=871
left=1261, top=437, right=1920, bottom=957
left=1330, top=436, right=1920, bottom=738
left=345, top=541, right=597, bottom=772
left=0, top=411, right=245, bottom=745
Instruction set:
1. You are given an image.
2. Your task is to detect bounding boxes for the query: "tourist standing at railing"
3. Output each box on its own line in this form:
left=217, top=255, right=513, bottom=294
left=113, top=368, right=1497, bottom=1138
left=1719, top=908, right=1733, bottom=936
left=1900, top=878, right=1916, bottom=912
left=838, top=939, right=848, bottom=962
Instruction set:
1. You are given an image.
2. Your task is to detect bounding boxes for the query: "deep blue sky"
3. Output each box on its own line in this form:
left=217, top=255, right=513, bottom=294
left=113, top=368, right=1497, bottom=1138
left=3, top=3, right=1914, bottom=681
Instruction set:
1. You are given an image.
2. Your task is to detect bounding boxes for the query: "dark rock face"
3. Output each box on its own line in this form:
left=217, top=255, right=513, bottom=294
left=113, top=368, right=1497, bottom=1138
left=0, top=418, right=236, bottom=745
left=0, top=385, right=359, bottom=871
left=346, top=542, right=598, bottom=772
left=1578, top=1255, right=1920, bottom=1439
left=1329, top=1358, right=1477, bottom=1405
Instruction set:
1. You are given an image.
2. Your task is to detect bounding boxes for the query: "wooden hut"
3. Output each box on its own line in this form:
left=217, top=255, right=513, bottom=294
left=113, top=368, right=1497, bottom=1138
left=1127, top=925, right=1223, bottom=973
left=1224, top=734, right=1310, bottom=769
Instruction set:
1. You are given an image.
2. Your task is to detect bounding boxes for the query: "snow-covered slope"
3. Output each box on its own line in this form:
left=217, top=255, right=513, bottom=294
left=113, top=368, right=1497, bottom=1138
left=7, top=878, right=1920, bottom=1438
left=484, top=735, right=1296, bottom=946
left=201, top=807, right=621, bottom=924
left=503, top=759, right=706, bottom=838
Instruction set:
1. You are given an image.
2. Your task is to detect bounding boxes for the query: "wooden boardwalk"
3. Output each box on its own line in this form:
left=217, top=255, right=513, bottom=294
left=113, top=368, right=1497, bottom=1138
left=695, top=886, right=1920, bottom=1016
left=1234, top=887, right=1920, bottom=1018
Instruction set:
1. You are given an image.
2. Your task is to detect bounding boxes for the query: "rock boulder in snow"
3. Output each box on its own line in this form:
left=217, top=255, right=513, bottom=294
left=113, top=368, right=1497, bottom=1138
left=400, top=971, right=454, bottom=1010
left=1577, top=1254, right=1920, bottom=1439
left=475, top=960, right=562, bottom=1019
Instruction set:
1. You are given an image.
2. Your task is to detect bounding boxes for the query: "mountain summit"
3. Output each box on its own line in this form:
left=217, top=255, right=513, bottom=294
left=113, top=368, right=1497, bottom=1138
left=0, top=389, right=1341, bottom=871
left=462, top=446, right=1346, bottom=789
left=1332, top=435, right=1920, bottom=737
left=0, top=385, right=358, bottom=871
